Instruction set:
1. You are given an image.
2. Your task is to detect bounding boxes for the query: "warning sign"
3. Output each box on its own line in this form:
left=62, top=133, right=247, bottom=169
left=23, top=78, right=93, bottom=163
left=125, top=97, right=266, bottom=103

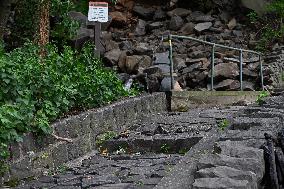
left=88, top=2, right=108, bottom=22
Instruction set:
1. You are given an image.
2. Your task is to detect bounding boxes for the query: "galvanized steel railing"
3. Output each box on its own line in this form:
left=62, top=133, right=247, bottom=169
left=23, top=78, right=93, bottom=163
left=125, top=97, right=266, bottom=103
left=167, top=34, right=264, bottom=91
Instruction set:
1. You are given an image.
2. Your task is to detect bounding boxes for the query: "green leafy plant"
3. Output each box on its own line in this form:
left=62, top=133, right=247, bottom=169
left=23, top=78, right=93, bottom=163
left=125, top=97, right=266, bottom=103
left=160, top=144, right=170, bottom=153
left=247, top=0, right=284, bottom=51
left=218, top=119, right=230, bottom=131
left=96, top=131, right=118, bottom=147
left=256, top=91, right=270, bottom=105
left=0, top=43, right=134, bottom=165
left=247, top=11, right=259, bottom=24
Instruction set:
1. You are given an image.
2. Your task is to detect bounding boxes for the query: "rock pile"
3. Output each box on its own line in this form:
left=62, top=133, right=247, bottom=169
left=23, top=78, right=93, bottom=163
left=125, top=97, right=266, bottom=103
left=70, top=0, right=271, bottom=91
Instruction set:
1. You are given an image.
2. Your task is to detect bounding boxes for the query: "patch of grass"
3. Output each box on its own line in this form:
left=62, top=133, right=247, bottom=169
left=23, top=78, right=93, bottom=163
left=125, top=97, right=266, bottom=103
left=218, top=119, right=230, bottom=131
left=256, top=91, right=270, bottom=105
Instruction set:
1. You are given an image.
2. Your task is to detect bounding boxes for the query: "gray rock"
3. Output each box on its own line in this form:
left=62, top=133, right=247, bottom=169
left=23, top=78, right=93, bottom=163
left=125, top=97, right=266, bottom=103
left=124, top=55, right=152, bottom=74
left=214, top=79, right=240, bottom=91
left=194, top=22, right=212, bottom=32
left=227, top=18, right=237, bottom=30
left=219, top=11, right=231, bottom=23
left=169, top=16, right=184, bottom=31
left=210, top=63, right=239, bottom=79
left=119, top=41, right=133, bottom=51
left=160, top=77, right=173, bottom=92
left=193, top=177, right=250, bottom=189
left=197, top=154, right=265, bottom=180
left=215, top=141, right=264, bottom=163
left=148, top=22, right=164, bottom=31
left=173, top=57, right=186, bottom=71
left=180, top=22, right=195, bottom=35
left=243, top=81, right=255, bottom=91
left=182, top=63, right=202, bottom=74
left=134, top=43, right=152, bottom=55
left=195, top=166, right=257, bottom=189
left=104, top=49, right=122, bottom=65
left=193, top=15, right=215, bottom=23
left=167, top=8, right=191, bottom=17
left=135, top=19, right=147, bottom=36
left=133, top=5, right=155, bottom=20
left=154, top=52, right=170, bottom=65
left=144, top=64, right=170, bottom=76
left=153, top=8, right=167, bottom=21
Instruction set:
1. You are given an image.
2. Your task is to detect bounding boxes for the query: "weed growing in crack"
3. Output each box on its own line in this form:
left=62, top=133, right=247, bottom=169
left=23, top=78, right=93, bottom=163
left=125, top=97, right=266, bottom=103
left=160, top=144, right=170, bottom=153
left=218, top=119, right=230, bottom=131
left=256, top=91, right=270, bottom=105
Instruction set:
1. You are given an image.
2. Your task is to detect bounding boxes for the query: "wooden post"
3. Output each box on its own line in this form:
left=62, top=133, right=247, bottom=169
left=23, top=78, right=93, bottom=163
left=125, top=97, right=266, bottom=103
left=94, top=21, right=102, bottom=57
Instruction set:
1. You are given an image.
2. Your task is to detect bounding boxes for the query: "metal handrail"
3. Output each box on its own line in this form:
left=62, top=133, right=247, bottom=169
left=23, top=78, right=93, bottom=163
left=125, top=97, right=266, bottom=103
left=168, top=34, right=264, bottom=91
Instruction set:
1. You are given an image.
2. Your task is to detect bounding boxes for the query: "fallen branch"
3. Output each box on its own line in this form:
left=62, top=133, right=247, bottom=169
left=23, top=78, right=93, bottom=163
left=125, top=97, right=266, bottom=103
left=51, top=133, right=73, bottom=143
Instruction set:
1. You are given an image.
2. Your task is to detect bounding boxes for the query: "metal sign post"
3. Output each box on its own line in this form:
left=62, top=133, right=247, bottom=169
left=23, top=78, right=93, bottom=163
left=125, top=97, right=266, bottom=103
left=87, top=1, right=109, bottom=57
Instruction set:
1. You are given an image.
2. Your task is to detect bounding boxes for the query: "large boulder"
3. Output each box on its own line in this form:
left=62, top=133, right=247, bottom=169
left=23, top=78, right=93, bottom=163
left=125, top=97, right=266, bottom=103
left=215, top=79, right=240, bottom=91
left=169, top=16, right=184, bottom=31
left=133, top=5, right=155, bottom=20
left=167, top=8, right=191, bottom=17
left=210, top=62, right=239, bottom=79
left=109, top=11, right=128, bottom=27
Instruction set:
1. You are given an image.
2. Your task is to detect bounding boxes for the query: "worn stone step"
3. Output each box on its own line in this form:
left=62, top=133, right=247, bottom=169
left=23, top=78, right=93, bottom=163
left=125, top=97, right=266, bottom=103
left=215, top=140, right=264, bottom=163
left=197, top=154, right=264, bottom=180
left=195, top=166, right=257, bottom=189
left=101, top=133, right=203, bottom=154
left=192, top=177, right=251, bottom=189
left=230, top=117, right=280, bottom=130
left=95, top=183, right=133, bottom=189
left=220, top=130, right=272, bottom=141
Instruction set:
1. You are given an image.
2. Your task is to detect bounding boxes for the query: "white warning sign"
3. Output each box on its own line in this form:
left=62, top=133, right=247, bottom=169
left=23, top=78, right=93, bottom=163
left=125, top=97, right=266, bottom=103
left=88, top=2, right=108, bottom=23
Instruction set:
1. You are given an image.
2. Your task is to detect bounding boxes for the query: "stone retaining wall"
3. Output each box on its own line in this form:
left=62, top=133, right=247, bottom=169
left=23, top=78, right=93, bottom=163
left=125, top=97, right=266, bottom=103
left=264, top=46, right=284, bottom=88
left=1, top=93, right=167, bottom=185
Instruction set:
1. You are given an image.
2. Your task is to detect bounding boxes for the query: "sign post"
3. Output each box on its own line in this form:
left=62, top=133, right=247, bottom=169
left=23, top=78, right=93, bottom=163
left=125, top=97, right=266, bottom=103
left=88, top=2, right=109, bottom=57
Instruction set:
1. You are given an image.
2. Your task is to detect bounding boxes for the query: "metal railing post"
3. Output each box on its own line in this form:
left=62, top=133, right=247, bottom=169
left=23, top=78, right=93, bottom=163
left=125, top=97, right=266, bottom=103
left=259, top=55, right=264, bottom=90
left=168, top=34, right=174, bottom=90
left=211, top=44, right=215, bottom=91
left=239, top=50, right=243, bottom=91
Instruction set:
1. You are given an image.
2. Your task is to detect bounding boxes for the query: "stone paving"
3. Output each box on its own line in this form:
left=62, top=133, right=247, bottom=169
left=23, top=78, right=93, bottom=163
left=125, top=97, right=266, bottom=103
left=14, top=94, right=284, bottom=189
left=15, top=106, right=240, bottom=189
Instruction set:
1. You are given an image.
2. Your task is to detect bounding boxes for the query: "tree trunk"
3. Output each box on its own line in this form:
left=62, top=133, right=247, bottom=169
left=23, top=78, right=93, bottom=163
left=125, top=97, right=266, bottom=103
left=0, top=0, right=13, bottom=40
left=38, top=0, right=50, bottom=57
left=38, top=0, right=50, bottom=47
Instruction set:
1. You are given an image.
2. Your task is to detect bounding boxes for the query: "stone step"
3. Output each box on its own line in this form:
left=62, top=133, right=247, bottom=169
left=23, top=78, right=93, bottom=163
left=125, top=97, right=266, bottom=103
left=192, top=177, right=251, bottom=189
left=197, top=154, right=264, bottom=180
left=230, top=117, right=281, bottom=130
left=195, top=166, right=257, bottom=189
left=101, top=133, right=203, bottom=154
left=214, top=140, right=264, bottom=163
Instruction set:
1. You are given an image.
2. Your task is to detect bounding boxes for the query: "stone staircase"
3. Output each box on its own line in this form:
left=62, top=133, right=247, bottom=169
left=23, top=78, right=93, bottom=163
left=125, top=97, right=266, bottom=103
left=13, top=93, right=284, bottom=189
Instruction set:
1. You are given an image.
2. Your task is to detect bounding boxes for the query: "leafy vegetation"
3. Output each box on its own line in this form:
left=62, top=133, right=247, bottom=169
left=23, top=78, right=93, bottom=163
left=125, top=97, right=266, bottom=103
left=217, top=119, right=230, bottom=131
left=247, top=0, right=284, bottom=51
left=0, top=43, right=132, bottom=164
left=160, top=144, right=171, bottom=153
left=96, top=131, right=118, bottom=147
left=256, top=91, right=270, bottom=105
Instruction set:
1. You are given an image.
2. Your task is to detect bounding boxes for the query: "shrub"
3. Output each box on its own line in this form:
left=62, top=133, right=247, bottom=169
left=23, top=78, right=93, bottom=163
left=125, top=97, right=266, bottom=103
left=0, top=42, right=133, bottom=161
left=247, top=0, right=284, bottom=51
